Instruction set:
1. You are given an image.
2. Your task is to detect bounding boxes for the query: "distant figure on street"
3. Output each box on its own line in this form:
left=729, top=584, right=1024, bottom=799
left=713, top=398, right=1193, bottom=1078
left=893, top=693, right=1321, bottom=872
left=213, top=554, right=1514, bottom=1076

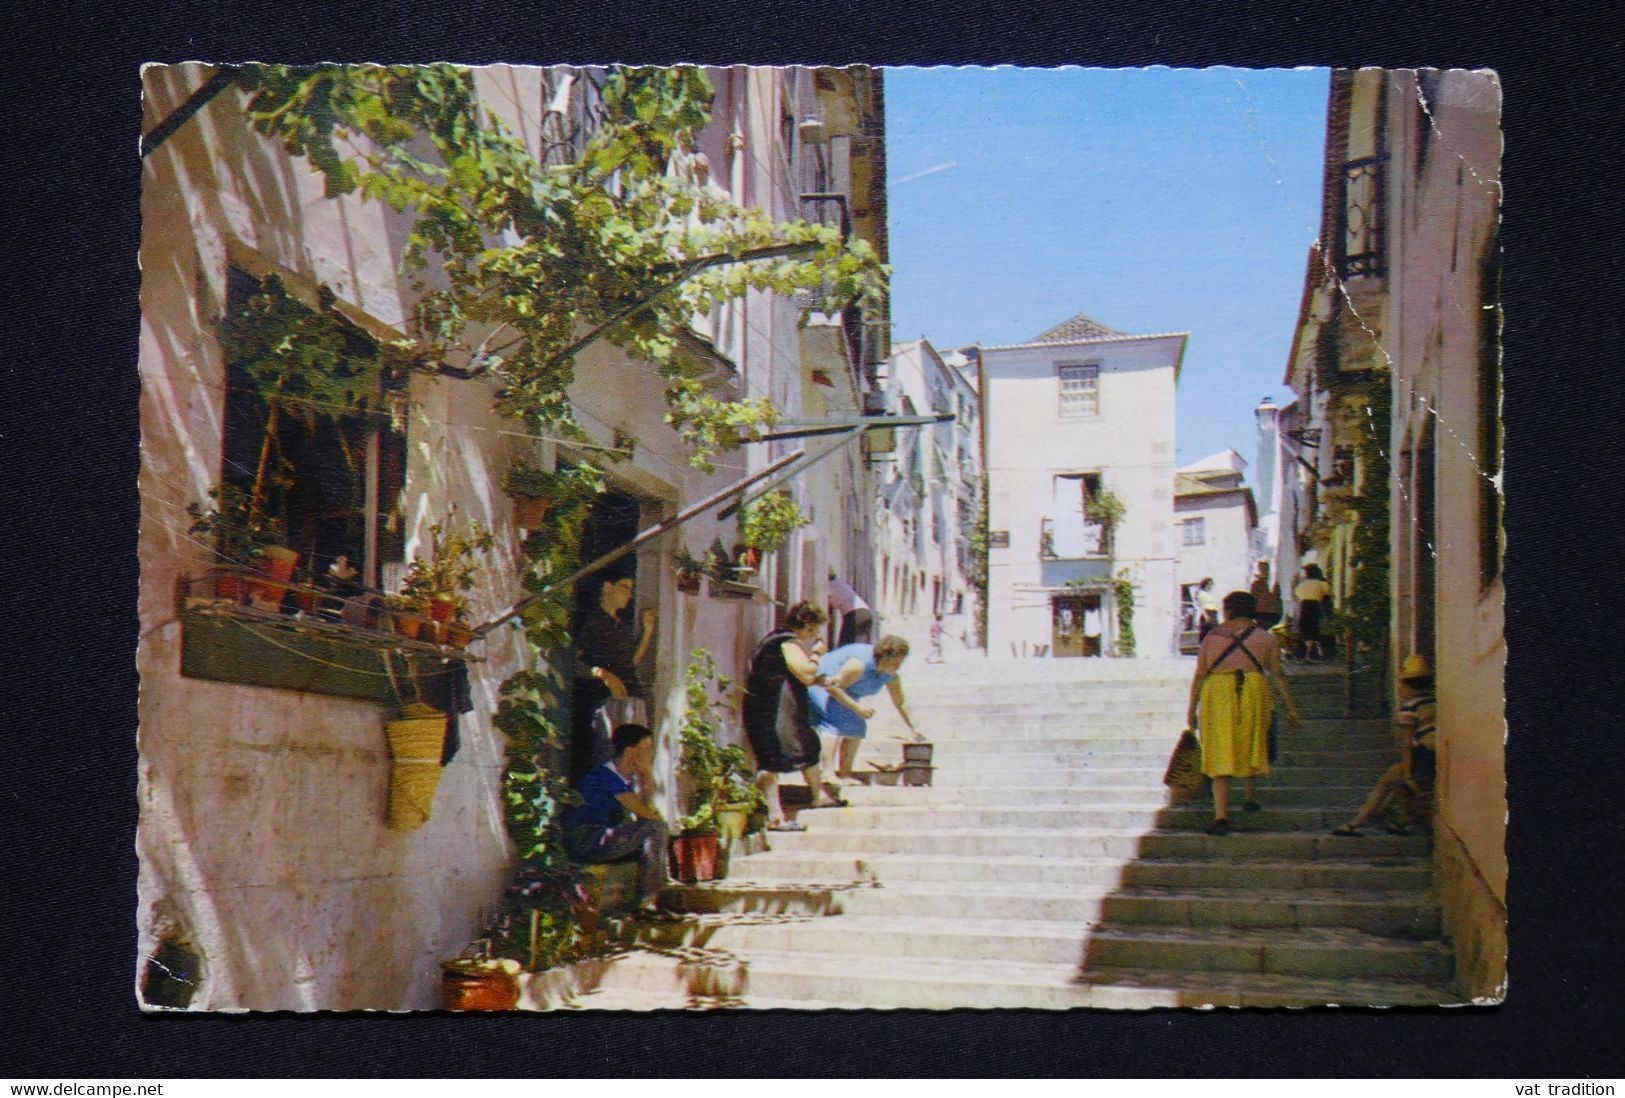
left=563, top=723, right=671, bottom=916
left=828, top=571, right=873, bottom=647
left=1332, top=655, right=1437, bottom=837
left=809, top=635, right=923, bottom=783
left=743, top=601, right=843, bottom=831
left=927, top=614, right=946, bottom=663
left=1194, top=578, right=1220, bottom=642
left=1250, top=562, right=1283, bottom=631
left=572, top=572, right=656, bottom=782
left=1293, top=564, right=1334, bottom=662
left=1184, top=591, right=1302, bottom=835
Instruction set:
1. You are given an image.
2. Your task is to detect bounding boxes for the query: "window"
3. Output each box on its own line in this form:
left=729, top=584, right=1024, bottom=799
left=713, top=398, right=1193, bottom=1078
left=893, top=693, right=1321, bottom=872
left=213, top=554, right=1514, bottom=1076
left=219, top=268, right=407, bottom=592
left=1182, top=518, right=1206, bottom=546
left=1058, top=364, right=1099, bottom=417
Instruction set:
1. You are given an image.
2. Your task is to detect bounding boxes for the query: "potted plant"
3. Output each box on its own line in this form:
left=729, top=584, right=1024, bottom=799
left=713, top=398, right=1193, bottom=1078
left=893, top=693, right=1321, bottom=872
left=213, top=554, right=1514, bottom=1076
left=739, top=489, right=811, bottom=558
left=400, top=507, right=494, bottom=644
left=674, top=548, right=706, bottom=595
left=500, top=460, right=554, bottom=530
left=186, top=483, right=290, bottom=603
left=672, top=649, right=766, bottom=881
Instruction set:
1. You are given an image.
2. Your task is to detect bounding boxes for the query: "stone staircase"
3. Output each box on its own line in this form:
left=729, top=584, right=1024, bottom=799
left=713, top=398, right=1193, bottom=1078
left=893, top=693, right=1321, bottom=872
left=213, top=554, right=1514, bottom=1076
left=520, top=654, right=1460, bottom=1009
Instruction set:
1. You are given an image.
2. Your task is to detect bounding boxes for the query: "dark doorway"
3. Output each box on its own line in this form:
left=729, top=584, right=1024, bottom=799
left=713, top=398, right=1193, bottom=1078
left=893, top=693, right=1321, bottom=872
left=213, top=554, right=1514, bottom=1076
left=568, top=489, right=644, bottom=783
left=1414, top=425, right=1437, bottom=661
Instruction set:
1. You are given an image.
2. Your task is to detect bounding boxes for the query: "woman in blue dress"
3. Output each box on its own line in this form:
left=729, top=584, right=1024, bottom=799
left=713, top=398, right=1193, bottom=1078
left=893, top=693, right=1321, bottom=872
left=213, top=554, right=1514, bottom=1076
left=807, top=635, right=923, bottom=783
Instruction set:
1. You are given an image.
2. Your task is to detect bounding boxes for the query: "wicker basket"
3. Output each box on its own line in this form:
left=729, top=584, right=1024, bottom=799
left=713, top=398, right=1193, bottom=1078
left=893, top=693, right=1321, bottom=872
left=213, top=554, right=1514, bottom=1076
left=386, top=704, right=448, bottom=831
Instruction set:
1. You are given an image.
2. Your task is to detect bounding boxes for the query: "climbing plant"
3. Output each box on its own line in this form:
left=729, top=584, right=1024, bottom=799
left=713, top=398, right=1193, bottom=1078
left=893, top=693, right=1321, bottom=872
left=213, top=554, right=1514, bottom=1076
left=237, top=63, right=887, bottom=471
left=968, top=488, right=989, bottom=647
left=1344, top=374, right=1392, bottom=652
left=1112, top=568, right=1137, bottom=657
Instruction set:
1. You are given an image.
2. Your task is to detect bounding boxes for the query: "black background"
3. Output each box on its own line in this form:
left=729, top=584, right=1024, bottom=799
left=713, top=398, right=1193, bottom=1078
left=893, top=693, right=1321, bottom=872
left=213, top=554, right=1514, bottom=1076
left=1, top=0, right=1620, bottom=1079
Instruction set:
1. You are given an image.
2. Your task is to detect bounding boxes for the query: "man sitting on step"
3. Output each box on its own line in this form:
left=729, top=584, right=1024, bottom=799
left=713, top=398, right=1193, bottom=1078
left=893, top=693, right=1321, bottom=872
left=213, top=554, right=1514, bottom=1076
left=1331, top=656, right=1437, bottom=838
left=563, top=723, right=673, bottom=916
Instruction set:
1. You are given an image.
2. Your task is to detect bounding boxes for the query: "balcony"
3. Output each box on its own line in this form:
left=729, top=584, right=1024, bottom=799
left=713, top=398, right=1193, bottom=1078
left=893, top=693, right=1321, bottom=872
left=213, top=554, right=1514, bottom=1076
left=1039, top=517, right=1112, bottom=560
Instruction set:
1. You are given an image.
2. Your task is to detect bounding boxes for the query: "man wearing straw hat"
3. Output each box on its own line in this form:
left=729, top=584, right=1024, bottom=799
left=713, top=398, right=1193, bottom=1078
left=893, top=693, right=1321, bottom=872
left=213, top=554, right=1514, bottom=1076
left=1330, top=655, right=1438, bottom=837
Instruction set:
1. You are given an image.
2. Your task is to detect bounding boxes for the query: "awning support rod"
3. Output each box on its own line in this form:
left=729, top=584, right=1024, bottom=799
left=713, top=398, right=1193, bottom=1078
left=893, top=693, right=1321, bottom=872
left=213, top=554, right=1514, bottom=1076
left=473, top=447, right=805, bottom=639
left=141, top=65, right=242, bottom=158
left=716, top=426, right=866, bottom=521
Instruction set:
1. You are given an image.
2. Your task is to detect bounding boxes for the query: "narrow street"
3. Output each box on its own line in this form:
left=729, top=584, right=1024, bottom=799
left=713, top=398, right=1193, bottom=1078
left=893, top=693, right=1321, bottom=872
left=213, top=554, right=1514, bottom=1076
left=523, top=643, right=1458, bottom=1009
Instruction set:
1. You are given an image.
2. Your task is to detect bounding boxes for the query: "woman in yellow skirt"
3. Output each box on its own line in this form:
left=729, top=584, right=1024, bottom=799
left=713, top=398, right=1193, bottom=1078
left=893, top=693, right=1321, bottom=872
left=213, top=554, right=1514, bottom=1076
left=1183, top=590, right=1301, bottom=834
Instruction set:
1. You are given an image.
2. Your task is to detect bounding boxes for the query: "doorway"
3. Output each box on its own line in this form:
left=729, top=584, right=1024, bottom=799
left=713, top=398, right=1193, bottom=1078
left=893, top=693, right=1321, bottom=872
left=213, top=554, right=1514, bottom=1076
left=569, top=488, right=646, bottom=783
left=1052, top=594, right=1103, bottom=658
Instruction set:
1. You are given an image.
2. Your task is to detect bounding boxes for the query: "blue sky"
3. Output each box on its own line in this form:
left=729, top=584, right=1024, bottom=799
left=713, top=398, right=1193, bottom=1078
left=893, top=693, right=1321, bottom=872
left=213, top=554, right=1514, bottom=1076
left=884, top=66, right=1330, bottom=469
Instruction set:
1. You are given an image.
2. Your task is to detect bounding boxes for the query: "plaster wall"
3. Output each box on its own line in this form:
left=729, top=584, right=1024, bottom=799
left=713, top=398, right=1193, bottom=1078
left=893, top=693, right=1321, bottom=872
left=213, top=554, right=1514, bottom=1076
left=1380, top=69, right=1504, bottom=995
left=983, top=337, right=1181, bottom=657
left=136, top=65, right=536, bottom=1010
left=1175, top=494, right=1255, bottom=599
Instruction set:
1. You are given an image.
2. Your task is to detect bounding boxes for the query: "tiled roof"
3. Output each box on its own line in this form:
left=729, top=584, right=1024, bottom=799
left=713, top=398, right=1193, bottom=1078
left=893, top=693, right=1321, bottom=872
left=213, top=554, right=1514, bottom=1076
left=1030, top=312, right=1126, bottom=344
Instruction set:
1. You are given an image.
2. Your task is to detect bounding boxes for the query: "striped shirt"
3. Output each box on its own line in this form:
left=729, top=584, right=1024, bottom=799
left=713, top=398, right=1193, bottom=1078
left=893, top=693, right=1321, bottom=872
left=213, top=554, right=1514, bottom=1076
left=1398, top=693, right=1437, bottom=748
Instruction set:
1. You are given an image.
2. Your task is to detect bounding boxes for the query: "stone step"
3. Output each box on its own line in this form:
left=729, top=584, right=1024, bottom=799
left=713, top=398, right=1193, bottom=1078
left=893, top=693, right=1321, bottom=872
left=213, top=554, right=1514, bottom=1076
left=1081, top=923, right=1453, bottom=982
left=667, top=878, right=1439, bottom=935
left=869, top=720, right=1393, bottom=743
left=915, top=744, right=1393, bottom=767
left=929, top=764, right=1394, bottom=786
left=548, top=943, right=1447, bottom=1010
left=842, top=783, right=1371, bottom=807
left=757, top=825, right=1429, bottom=860
left=730, top=851, right=1432, bottom=891
left=1073, top=966, right=1458, bottom=1008
left=809, top=804, right=1371, bottom=832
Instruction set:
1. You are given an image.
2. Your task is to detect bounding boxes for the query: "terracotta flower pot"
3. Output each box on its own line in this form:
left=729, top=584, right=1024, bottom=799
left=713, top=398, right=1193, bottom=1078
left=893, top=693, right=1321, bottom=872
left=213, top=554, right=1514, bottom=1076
left=670, top=833, right=721, bottom=883
left=441, top=959, right=521, bottom=1011
left=246, top=547, right=299, bottom=610
left=443, top=621, right=473, bottom=648
left=676, top=571, right=702, bottom=595
left=392, top=613, right=423, bottom=641
left=511, top=494, right=551, bottom=529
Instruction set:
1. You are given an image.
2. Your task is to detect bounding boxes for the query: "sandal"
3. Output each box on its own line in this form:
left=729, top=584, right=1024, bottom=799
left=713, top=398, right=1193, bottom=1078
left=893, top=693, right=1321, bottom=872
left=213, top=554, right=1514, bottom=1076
left=1382, top=822, right=1413, bottom=836
left=1330, top=824, right=1366, bottom=837
left=767, top=820, right=806, bottom=832
left=810, top=796, right=849, bottom=809
left=1204, top=818, right=1231, bottom=836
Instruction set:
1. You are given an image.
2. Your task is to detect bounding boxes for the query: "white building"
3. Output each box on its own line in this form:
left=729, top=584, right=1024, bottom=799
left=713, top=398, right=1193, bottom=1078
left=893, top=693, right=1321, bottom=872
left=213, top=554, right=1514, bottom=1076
left=1174, top=450, right=1259, bottom=639
left=870, top=339, right=981, bottom=641
left=975, top=313, right=1187, bottom=659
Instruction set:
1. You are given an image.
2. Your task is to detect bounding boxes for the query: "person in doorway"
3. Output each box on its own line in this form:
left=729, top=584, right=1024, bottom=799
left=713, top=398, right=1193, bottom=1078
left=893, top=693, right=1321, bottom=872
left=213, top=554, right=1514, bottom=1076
left=1294, top=564, right=1334, bottom=662
left=927, top=614, right=946, bottom=663
left=809, top=635, right=923, bottom=783
left=572, top=572, right=656, bottom=781
left=1331, top=655, right=1437, bottom=837
left=562, top=723, right=672, bottom=916
left=1250, top=562, right=1284, bottom=631
left=743, top=601, right=844, bottom=830
left=1184, top=590, right=1302, bottom=835
left=1194, top=578, right=1220, bottom=642
left=828, top=571, right=873, bottom=647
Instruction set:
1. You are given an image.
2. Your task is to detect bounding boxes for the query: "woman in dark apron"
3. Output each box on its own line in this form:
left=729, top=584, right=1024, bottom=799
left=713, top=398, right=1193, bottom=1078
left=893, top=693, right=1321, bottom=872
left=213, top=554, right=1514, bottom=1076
left=743, top=600, right=843, bottom=830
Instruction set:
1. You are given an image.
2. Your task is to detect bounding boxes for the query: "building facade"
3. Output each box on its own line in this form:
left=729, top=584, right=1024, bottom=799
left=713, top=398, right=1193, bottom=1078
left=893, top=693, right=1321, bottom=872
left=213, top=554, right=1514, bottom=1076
left=1174, top=449, right=1258, bottom=646
left=1282, top=68, right=1504, bottom=997
left=136, top=64, right=889, bottom=1010
left=976, top=314, right=1187, bottom=659
left=868, top=339, right=981, bottom=639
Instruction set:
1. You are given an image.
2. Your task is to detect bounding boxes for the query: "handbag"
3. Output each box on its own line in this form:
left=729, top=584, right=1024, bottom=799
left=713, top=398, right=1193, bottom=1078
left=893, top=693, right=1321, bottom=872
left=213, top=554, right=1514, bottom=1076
left=1162, top=729, right=1206, bottom=802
